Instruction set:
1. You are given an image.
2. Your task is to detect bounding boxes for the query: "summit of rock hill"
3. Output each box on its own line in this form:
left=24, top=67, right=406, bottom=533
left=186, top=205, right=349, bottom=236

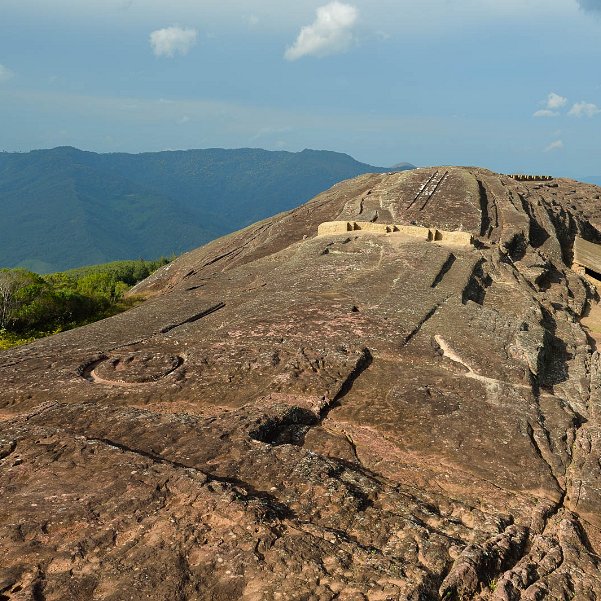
left=3, top=167, right=601, bottom=600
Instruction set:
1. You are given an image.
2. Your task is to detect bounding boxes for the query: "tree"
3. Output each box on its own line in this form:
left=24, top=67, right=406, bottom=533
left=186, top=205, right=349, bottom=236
left=0, top=269, right=29, bottom=329
left=1, top=258, right=172, bottom=347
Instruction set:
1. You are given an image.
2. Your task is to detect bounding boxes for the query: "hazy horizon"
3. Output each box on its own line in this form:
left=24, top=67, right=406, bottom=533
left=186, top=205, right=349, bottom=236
left=2, top=0, right=601, bottom=177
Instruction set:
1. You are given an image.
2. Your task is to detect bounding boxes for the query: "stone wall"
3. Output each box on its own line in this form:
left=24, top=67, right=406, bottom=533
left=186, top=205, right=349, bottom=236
left=574, top=237, right=601, bottom=282
left=508, top=174, right=554, bottom=182
left=317, top=221, right=473, bottom=246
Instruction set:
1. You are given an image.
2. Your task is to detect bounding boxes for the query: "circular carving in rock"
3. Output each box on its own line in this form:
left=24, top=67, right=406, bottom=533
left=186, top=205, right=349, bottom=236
left=90, top=352, right=183, bottom=385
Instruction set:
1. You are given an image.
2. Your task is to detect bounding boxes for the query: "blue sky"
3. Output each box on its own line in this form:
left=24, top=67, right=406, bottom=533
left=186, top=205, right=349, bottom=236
left=1, top=0, right=600, bottom=176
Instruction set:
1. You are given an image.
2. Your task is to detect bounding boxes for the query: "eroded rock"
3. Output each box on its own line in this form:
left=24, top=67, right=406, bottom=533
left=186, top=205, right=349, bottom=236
left=2, top=167, right=601, bottom=599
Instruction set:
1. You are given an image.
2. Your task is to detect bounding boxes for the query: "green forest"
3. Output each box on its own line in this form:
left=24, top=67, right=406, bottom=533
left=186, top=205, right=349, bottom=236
left=0, top=258, right=170, bottom=350
left=0, top=146, right=394, bottom=273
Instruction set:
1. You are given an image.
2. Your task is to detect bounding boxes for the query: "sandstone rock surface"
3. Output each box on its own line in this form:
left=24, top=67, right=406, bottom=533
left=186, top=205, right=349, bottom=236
left=3, top=167, right=601, bottom=600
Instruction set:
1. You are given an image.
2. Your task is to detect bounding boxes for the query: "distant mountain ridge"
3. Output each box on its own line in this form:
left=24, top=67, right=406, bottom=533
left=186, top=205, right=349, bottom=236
left=0, top=147, right=406, bottom=272
left=389, top=162, right=416, bottom=170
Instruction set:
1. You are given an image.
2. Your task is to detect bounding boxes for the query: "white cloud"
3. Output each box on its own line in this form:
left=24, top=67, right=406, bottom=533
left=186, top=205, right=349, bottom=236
left=149, top=26, right=197, bottom=58
left=545, top=140, right=564, bottom=152
left=0, top=64, right=14, bottom=83
left=533, top=109, right=559, bottom=118
left=533, top=94, right=600, bottom=119
left=568, top=101, right=601, bottom=118
left=285, top=2, right=358, bottom=61
left=546, top=92, right=568, bottom=110
left=534, top=92, right=567, bottom=117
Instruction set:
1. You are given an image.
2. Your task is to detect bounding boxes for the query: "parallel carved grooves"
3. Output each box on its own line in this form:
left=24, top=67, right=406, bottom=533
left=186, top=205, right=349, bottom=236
left=406, top=171, right=438, bottom=210
left=420, top=170, right=448, bottom=211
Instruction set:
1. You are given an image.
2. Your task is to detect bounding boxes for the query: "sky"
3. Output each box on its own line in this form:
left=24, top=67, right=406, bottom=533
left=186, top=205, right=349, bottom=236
left=1, top=0, right=600, bottom=176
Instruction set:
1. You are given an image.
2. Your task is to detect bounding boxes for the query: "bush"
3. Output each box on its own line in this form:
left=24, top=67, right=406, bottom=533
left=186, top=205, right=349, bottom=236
left=0, top=257, right=170, bottom=347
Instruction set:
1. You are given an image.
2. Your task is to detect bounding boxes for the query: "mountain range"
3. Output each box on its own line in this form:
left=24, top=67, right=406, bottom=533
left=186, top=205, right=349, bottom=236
left=0, top=147, right=411, bottom=272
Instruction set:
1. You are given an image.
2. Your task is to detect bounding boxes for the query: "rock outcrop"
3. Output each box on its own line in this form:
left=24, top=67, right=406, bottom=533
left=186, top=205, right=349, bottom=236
left=2, top=167, right=601, bottom=600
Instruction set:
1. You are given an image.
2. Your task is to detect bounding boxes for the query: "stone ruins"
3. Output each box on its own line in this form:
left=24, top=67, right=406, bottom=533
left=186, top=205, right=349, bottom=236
left=317, top=220, right=474, bottom=246
left=573, top=236, right=601, bottom=282
left=508, top=174, right=554, bottom=181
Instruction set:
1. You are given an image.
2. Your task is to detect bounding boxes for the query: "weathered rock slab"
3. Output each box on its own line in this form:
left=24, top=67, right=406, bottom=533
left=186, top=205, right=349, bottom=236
left=2, top=167, right=601, bottom=599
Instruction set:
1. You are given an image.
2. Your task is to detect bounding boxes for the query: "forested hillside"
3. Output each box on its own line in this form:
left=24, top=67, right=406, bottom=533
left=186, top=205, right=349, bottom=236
left=0, top=147, right=404, bottom=272
left=0, top=258, right=170, bottom=349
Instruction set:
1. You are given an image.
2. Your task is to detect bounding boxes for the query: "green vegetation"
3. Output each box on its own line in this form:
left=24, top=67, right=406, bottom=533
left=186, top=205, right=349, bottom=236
left=0, top=146, right=398, bottom=272
left=0, top=258, right=170, bottom=350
